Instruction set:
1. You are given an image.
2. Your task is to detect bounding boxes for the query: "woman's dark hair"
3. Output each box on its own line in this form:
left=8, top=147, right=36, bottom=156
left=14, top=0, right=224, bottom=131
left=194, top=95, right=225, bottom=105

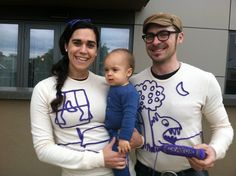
left=50, top=19, right=100, bottom=113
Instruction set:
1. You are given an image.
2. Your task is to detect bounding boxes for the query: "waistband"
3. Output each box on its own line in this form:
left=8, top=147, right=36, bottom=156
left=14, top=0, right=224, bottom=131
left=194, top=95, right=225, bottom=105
left=135, top=160, right=208, bottom=176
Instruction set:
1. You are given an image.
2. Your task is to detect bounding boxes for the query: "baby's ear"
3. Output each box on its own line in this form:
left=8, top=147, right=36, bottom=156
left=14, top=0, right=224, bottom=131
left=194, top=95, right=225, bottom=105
left=127, top=68, right=133, bottom=77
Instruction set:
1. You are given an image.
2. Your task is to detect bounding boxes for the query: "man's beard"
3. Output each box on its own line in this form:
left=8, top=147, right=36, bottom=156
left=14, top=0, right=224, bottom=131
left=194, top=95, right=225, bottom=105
left=150, top=42, right=177, bottom=65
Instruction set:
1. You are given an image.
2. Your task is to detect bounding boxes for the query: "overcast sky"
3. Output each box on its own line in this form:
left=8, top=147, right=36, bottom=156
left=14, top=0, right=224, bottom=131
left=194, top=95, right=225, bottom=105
left=29, top=29, right=54, bottom=58
left=101, top=28, right=130, bottom=52
left=0, top=24, right=18, bottom=56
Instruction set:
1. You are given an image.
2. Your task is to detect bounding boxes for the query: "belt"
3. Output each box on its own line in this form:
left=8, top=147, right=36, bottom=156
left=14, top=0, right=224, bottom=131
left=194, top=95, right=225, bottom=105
left=135, top=160, right=208, bottom=176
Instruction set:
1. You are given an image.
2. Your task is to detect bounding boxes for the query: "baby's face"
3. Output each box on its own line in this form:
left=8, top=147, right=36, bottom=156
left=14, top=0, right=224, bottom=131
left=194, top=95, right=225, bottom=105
left=104, top=52, right=132, bottom=86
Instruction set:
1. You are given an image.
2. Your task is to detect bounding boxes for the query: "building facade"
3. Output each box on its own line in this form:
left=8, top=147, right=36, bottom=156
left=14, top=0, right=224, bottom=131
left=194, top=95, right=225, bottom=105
left=0, top=0, right=235, bottom=175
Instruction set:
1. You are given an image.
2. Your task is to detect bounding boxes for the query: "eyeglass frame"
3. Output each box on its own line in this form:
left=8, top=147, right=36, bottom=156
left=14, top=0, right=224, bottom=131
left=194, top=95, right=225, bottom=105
left=142, top=30, right=180, bottom=44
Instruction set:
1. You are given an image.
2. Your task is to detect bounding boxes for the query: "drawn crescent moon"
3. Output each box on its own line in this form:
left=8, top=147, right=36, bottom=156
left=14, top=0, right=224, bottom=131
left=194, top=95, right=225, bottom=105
left=176, top=82, right=189, bottom=96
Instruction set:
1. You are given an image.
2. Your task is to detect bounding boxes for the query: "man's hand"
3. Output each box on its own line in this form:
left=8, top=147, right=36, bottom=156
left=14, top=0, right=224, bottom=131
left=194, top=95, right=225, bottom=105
left=130, top=128, right=144, bottom=149
left=188, top=143, right=216, bottom=171
left=103, top=137, right=126, bottom=169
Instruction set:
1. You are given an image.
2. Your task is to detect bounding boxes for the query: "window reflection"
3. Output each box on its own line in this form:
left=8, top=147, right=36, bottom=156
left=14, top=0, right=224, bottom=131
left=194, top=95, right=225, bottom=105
left=0, top=24, right=18, bottom=86
left=28, top=29, right=54, bottom=87
left=96, top=27, right=130, bottom=75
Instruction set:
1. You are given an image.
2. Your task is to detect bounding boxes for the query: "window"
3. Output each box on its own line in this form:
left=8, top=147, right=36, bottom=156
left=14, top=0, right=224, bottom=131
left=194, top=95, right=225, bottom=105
left=28, top=29, right=54, bottom=87
left=0, top=22, right=133, bottom=99
left=0, top=23, right=61, bottom=89
left=225, top=31, right=236, bottom=94
left=94, top=27, right=131, bottom=75
left=0, top=24, right=18, bottom=87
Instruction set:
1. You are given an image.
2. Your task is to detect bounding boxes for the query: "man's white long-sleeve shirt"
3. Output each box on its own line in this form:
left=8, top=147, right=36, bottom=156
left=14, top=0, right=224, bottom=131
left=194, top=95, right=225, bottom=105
left=131, top=63, right=234, bottom=172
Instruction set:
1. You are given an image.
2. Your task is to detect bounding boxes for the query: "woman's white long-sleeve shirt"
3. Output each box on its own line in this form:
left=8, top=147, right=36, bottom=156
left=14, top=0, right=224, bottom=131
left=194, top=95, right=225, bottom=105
left=30, top=72, right=113, bottom=176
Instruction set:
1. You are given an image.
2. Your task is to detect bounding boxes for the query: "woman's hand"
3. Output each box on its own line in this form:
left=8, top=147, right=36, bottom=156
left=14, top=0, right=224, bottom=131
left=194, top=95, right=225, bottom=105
left=188, top=143, right=216, bottom=171
left=103, top=137, right=126, bottom=169
left=130, top=128, right=144, bottom=149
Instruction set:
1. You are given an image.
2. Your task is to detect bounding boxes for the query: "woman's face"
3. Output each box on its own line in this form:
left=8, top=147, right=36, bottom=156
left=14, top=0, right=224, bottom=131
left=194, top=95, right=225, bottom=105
left=65, top=28, right=98, bottom=77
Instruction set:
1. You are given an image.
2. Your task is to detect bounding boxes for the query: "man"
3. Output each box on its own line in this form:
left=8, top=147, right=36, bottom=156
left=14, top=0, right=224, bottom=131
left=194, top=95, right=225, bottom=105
left=131, top=12, right=234, bottom=176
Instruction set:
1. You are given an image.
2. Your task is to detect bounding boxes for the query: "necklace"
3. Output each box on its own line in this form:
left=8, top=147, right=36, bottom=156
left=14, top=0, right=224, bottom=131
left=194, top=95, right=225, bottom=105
left=71, top=77, right=88, bottom=81
left=69, top=73, right=89, bottom=81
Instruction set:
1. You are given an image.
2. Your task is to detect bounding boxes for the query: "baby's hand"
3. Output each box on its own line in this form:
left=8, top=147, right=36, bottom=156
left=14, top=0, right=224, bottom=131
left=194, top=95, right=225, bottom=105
left=118, top=139, right=131, bottom=154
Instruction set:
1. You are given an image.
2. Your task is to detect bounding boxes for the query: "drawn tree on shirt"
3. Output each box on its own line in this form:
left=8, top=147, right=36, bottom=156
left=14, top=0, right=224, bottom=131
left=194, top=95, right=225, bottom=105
left=135, top=80, right=183, bottom=152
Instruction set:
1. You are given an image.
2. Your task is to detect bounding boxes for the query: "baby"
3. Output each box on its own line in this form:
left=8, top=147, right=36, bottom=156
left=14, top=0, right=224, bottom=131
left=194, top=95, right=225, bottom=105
left=104, top=48, right=139, bottom=176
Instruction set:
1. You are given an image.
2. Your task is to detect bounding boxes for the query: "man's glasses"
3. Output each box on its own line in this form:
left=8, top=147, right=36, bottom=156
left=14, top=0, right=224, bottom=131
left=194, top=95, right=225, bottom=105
left=142, top=30, right=180, bottom=43
left=67, top=19, right=91, bottom=28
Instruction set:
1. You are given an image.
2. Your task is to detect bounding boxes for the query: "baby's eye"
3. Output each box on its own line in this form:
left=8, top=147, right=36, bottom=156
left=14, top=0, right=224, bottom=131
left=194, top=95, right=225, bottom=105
left=112, top=68, right=119, bottom=72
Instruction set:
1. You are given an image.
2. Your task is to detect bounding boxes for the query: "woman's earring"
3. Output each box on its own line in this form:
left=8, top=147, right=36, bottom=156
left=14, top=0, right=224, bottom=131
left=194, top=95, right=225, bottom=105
left=65, top=48, right=68, bottom=52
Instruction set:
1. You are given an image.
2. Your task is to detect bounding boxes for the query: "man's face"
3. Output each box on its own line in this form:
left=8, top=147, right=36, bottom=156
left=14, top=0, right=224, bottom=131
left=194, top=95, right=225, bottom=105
left=144, top=24, right=183, bottom=65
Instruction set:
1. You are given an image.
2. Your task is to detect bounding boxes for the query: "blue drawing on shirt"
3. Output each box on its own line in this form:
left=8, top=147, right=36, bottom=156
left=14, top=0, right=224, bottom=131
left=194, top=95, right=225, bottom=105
left=55, top=89, right=109, bottom=150
left=157, top=113, right=182, bottom=144
left=135, top=80, right=202, bottom=153
left=55, top=89, right=93, bottom=128
left=135, top=80, right=165, bottom=110
left=176, top=82, right=189, bottom=96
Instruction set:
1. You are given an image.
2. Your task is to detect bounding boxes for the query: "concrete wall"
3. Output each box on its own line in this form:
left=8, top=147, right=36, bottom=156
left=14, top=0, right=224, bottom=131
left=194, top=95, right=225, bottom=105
left=230, top=0, right=236, bottom=30
left=0, top=100, right=60, bottom=176
left=133, top=0, right=231, bottom=90
left=205, top=106, right=236, bottom=176
left=0, top=99, right=235, bottom=176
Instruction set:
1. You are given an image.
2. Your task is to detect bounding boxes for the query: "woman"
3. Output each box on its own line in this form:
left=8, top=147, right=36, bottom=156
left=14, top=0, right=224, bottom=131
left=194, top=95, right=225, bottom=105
left=30, top=19, right=141, bottom=176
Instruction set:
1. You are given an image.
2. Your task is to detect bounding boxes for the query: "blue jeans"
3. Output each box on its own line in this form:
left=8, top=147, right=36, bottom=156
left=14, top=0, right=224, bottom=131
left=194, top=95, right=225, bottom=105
left=112, top=139, right=130, bottom=176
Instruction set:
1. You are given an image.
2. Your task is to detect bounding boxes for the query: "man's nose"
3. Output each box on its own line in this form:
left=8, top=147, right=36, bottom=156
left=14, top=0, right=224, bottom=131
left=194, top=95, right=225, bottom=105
left=152, top=35, right=162, bottom=45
